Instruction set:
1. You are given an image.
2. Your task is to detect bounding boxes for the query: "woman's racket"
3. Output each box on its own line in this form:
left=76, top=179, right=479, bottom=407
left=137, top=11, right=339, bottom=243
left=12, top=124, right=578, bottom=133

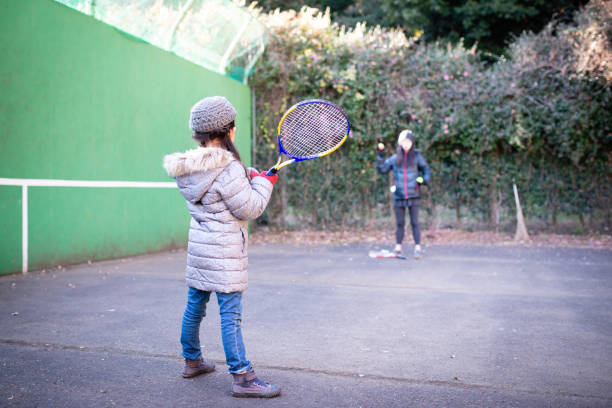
left=266, top=99, right=350, bottom=176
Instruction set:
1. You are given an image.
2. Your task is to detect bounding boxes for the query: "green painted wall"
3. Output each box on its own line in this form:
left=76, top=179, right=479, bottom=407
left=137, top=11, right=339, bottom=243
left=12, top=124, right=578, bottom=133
left=0, top=0, right=252, bottom=274
left=0, top=187, right=21, bottom=273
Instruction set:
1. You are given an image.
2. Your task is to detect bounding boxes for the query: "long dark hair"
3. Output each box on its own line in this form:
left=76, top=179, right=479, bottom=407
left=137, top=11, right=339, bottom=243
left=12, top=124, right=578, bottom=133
left=192, top=121, right=248, bottom=176
left=394, top=144, right=417, bottom=168
left=192, top=121, right=243, bottom=162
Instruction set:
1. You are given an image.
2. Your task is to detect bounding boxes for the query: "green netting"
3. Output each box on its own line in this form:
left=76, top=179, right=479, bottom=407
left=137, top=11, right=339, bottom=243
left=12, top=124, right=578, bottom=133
left=54, top=0, right=267, bottom=84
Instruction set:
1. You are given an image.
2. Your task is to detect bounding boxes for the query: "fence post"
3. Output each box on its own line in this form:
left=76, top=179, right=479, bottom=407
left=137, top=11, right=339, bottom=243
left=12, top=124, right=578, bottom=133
left=22, top=184, right=28, bottom=274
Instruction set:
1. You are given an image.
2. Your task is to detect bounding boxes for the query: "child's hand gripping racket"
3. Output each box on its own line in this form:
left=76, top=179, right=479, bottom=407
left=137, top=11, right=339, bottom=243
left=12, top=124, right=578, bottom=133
left=266, top=99, right=351, bottom=176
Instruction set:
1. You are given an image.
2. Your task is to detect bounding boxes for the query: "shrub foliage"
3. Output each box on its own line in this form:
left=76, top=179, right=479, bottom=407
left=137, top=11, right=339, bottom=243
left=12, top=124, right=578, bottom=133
left=250, top=1, right=611, bottom=231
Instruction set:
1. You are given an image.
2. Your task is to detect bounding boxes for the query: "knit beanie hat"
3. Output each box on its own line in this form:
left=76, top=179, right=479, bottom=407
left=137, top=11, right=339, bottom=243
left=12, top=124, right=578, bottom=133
left=398, top=129, right=415, bottom=144
left=189, top=96, right=236, bottom=132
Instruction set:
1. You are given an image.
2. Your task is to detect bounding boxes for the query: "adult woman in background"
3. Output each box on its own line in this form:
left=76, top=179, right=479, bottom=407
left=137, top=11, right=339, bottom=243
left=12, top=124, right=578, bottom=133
left=377, top=130, right=431, bottom=259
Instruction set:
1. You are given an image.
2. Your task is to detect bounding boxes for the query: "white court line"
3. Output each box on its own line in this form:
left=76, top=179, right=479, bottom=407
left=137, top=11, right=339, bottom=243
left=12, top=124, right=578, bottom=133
left=0, top=178, right=177, bottom=273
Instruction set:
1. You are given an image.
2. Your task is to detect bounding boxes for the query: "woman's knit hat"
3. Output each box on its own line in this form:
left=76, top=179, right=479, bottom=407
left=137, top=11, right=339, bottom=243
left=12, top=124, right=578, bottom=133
left=189, top=96, right=236, bottom=132
left=398, top=129, right=415, bottom=144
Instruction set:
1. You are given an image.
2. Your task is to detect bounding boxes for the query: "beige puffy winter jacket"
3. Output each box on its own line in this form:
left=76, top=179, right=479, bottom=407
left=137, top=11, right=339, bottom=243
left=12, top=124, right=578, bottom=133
left=163, top=147, right=273, bottom=292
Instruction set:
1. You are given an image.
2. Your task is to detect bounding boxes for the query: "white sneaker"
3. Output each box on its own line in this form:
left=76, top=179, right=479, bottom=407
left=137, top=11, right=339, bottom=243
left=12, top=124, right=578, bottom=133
left=413, top=247, right=423, bottom=259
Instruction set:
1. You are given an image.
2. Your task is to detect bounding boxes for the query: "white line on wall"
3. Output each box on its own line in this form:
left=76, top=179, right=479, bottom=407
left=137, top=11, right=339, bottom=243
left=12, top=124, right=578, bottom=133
left=0, top=178, right=176, bottom=188
left=0, top=178, right=177, bottom=273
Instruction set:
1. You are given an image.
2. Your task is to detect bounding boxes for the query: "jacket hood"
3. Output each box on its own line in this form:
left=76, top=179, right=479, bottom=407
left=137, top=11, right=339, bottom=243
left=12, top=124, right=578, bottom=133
left=163, top=147, right=235, bottom=203
left=163, top=147, right=234, bottom=177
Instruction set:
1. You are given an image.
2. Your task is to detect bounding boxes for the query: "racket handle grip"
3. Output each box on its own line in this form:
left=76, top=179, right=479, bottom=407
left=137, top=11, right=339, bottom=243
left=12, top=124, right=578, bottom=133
left=266, top=168, right=278, bottom=176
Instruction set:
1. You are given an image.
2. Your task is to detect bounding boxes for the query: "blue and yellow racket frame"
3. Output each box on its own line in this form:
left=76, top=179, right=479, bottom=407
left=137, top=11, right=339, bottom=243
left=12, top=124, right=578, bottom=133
left=266, top=99, right=351, bottom=176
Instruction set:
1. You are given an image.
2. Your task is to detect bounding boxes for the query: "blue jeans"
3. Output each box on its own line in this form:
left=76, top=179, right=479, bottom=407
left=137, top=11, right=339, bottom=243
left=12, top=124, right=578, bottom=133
left=180, top=287, right=251, bottom=374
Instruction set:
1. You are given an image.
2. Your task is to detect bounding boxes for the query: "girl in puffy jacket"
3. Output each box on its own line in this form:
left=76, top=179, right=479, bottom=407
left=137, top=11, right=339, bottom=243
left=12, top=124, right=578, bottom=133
left=377, top=129, right=431, bottom=259
left=163, top=96, right=280, bottom=398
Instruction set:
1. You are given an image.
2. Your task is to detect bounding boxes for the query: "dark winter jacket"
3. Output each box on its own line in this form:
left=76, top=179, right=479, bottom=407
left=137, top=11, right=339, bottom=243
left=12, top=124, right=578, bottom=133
left=377, top=149, right=431, bottom=200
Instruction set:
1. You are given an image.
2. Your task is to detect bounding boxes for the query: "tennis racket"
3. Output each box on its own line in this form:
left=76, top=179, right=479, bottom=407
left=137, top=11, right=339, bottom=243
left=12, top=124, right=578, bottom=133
left=266, top=99, right=350, bottom=176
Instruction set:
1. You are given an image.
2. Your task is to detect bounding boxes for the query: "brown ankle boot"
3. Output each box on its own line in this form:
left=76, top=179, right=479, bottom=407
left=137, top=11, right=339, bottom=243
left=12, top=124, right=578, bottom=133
left=182, top=357, right=215, bottom=378
left=231, top=367, right=280, bottom=398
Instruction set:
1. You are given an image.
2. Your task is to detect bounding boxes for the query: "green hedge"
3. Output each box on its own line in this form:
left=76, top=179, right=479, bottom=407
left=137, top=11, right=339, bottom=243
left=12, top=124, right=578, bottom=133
left=251, top=2, right=611, bottom=231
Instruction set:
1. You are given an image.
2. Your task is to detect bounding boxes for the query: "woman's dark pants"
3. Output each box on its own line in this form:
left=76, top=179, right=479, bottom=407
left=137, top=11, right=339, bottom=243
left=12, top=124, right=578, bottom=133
left=394, top=204, right=420, bottom=245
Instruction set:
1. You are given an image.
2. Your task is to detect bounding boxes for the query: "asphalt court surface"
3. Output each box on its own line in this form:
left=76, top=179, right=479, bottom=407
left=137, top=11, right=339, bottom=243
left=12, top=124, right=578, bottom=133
left=1, top=243, right=611, bottom=407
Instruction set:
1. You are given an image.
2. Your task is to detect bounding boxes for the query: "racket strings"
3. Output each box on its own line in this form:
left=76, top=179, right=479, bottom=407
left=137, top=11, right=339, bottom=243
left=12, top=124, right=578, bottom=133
left=279, top=103, right=348, bottom=158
